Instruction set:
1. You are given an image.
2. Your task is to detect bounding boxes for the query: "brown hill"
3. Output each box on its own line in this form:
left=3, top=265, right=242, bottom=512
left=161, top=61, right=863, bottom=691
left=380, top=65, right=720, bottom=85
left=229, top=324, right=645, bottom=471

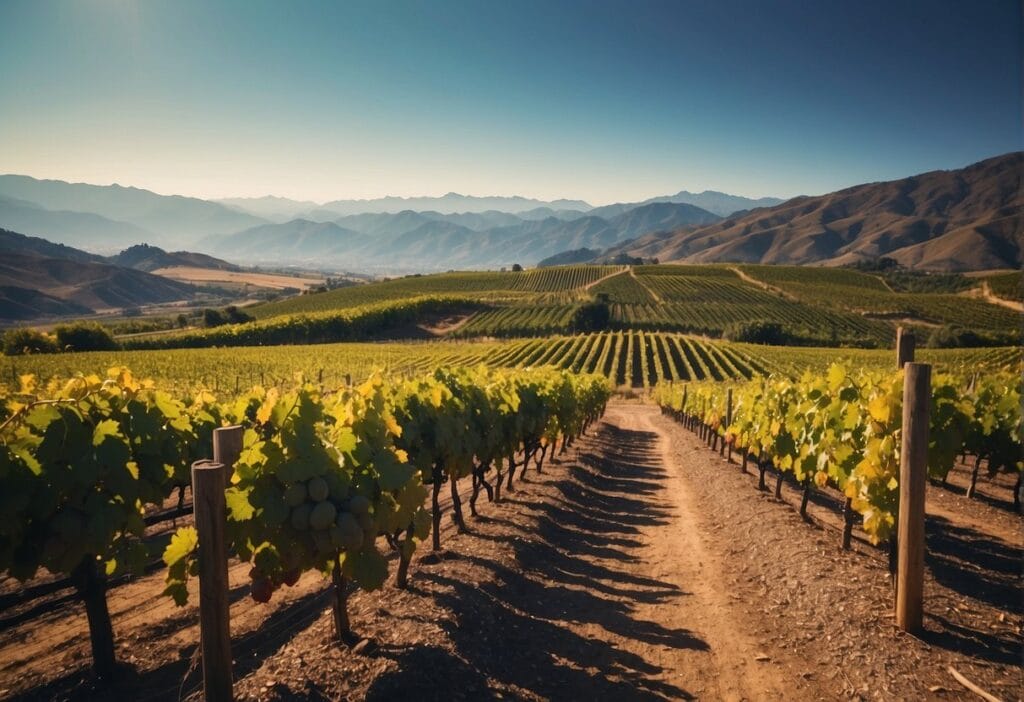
left=616, top=152, right=1023, bottom=271
left=0, top=252, right=198, bottom=320
left=0, top=229, right=209, bottom=320
left=108, top=243, right=238, bottom=272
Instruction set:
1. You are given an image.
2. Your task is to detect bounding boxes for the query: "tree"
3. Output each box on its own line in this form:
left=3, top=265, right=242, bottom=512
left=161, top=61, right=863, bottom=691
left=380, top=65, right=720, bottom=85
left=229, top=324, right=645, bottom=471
left=724, top=321, right=787, bottom=345
left=2, top=328, right=58, bottom=356
left=571, top=301, right=610, bottom=332
left=511, top=263, right=523, bottom=272
left=202, top=308, right=226, bottom=327
left=54, top=323, right=118, bottom=352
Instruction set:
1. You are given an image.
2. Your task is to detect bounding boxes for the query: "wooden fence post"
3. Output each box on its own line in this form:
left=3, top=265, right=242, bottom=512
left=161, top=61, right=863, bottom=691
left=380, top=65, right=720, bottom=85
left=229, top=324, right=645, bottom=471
left=192, top=460, right=233, bottom=702
left=213, top=426, right=244, bottom=487
left=896, top=363, right=929, bottom=633
left=725, top=389, right=733, bottom=462
left=896, top=327, right=915, bottom=368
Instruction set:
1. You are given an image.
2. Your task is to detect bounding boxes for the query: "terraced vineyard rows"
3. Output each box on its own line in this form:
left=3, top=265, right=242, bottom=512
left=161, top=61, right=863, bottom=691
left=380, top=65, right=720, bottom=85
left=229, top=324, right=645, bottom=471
left=737, top=265, right=1021, bottom=333
left=589, top=269, right=656, bottom=303
left=252, top=266, right=621, bottom=317
left=467, top=332, right=768, bottom=387
left=984, top=271, right=1023, bottom=301
left=454, top=304, right=580, bottom=337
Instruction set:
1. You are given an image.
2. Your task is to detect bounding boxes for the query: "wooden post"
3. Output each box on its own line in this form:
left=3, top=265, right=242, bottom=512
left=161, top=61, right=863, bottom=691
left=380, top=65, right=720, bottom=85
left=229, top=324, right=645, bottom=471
left=213, top=426, right=244, bottom=487
left=725, top=389, right=733, bottom=462
left=896, top=363, right=929, bottom=633
left=192, top=460, right=233, bottom=702
left=896, top=327, right=915, bottom=369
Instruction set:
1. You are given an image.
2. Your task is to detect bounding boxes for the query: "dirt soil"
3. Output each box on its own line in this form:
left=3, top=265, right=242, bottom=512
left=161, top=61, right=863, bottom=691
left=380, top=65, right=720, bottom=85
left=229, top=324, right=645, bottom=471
left=2, top=400, right=1020, bottom=701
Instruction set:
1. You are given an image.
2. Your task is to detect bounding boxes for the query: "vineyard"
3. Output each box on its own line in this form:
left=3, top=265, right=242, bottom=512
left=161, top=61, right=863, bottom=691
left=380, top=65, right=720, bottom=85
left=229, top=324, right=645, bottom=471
left=736, top=265, right=1022, bottom=337
left=57, top=264, right=1018, bottom=352
left=10, top=332, right=1019, bottom=398
left=0, top=262, right=1021, bottom=700
left=655, top=366, right=1023, bottom=541
left=9, top=333, right=1021, bottom=393
left=0, top=365, right=611, bottom=695
left=250, top=266, right=622, bottom=317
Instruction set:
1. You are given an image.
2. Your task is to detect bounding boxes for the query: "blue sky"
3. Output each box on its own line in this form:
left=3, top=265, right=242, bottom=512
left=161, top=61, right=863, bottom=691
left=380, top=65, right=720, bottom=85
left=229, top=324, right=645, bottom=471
left=0, top=0, right=1019, bottom=204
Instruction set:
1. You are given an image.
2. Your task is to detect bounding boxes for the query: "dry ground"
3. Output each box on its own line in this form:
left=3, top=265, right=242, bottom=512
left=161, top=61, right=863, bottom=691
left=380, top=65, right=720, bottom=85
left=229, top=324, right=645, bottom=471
left=150, top=267, right=325, bottom=290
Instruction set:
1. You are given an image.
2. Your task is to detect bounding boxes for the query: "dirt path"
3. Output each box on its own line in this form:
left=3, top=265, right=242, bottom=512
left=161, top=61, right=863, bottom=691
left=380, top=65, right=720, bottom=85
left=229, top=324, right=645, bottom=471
left=727, top=266, right=795, bottom=300
left=608, top=403, right=791, bottom=700
left=582, top=265, right=629, bottom=292
left=960, top=281, right=1024, bottom=313
left=628, top=267, right=663, bottom=303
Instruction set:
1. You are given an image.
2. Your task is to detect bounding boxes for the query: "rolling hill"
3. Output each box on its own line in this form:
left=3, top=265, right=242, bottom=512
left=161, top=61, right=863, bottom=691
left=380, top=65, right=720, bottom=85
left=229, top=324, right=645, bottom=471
left=0, top=229, right=201, bottom=320
left=604, top=152, right=1023, bottom=272
left=108, top=244, right=238, bottom=273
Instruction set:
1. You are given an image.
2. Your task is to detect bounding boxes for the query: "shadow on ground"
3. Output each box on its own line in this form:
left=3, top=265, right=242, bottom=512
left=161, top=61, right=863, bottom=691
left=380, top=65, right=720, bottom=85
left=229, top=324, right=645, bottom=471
left=370, top=421, right=707, bottom=700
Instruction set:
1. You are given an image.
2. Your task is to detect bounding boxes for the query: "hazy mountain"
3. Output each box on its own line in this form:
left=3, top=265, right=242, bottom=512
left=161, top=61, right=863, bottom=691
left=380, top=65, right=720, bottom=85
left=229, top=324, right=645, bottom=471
left=108, top=244, right=238, bottom=273
left=197, top=201, right=721, bottom=270
left=420, top=210, right=525, bottom=230
left=0, top=226, right=106, bottom=264
left=0, top=229, right=199, bottom=320
left=0, top=195, right=154, bottom=253
left=585, top=202, right=637, bottom=220
left=315, top=192, right=592, bottom=217
left=216, top=195, right=320, bottom=222
left=334, top=210, right=441, bottom=237
left=611, top=152, right=1023, bottom=271
left=515, top=207, right=589, bottom=221
left=536, top=248, right=602, bottom=267
left=442, top=216, right=624, bottom=267
left=607, top=202, right=721, bottom=239
left=198, top=219, right=365, bottom=261
left=640, top=190, right=784, bottom=217
left=0, top=175, right=268, bottom=247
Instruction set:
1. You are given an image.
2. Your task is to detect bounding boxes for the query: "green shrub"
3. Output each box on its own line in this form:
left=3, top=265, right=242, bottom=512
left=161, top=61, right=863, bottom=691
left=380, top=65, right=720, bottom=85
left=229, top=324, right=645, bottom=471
left=571, top=301, right=610, bottom=332
left=2, top=327, right=58, bottom=356
left=54, top=322, right=118, bottom=352
left=725, top=321, right=787, bottom=345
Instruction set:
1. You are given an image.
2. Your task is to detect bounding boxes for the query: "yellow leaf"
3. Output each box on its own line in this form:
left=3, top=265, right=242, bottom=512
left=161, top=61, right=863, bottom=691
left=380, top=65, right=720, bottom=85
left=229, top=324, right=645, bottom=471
left=385, top=413, right=403, bottom=437
left=256, top=388, right=279, bottom=424
left=18, top=374, right=36, bottom=395
left=827, top=364, right=846, bottom=391
left=867, top=395, right=890, bottom=424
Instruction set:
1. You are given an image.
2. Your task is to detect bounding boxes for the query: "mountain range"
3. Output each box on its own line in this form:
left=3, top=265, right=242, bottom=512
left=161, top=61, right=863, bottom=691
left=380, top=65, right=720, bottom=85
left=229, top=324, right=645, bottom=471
left=597, top=152, right=1022, bottom=271
left=0, top=153, right=1019, bottom=274
left=0, top=175, right=265, bottom=251
left=196, top=201, right=721, bottom=270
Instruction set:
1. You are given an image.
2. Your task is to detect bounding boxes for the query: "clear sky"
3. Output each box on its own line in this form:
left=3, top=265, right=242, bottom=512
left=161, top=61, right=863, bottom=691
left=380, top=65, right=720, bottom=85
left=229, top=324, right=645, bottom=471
left=0, top=0, right=1019, bottom=205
